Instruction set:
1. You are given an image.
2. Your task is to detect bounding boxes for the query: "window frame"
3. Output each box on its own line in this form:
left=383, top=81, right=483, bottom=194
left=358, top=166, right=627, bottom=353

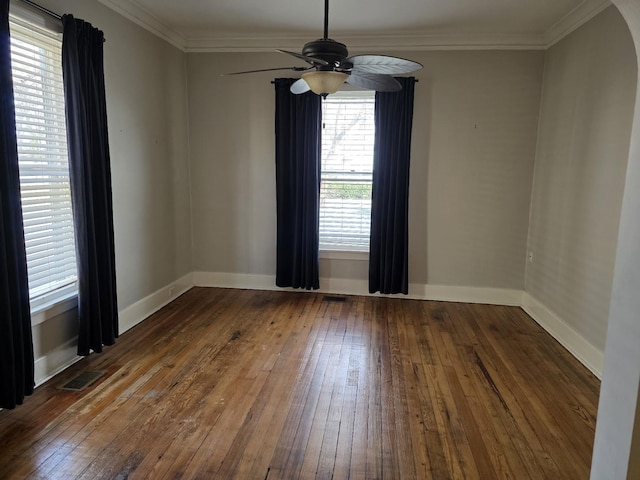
left=319, top=89, right=375, bottom=255
left=9, top=13, right=78, bottom=315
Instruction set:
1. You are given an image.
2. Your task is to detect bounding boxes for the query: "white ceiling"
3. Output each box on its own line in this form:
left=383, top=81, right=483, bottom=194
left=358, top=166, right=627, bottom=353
left=97, top=0, right=611, bottom=52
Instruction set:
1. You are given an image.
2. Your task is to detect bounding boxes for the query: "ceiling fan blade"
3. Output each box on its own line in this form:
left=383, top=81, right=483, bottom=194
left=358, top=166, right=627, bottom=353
left=277, top=49, right=329, bottom=66
left=346, top=72, right=402, bottom=92
left=290, top=78, right=311, bottom=94
left=348, top=55, right=423, bottom=75
left=222, top=66, right=311, bottom=76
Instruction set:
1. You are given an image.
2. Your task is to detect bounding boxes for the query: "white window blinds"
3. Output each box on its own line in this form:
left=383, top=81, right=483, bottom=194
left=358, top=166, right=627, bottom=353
left=10, top=18, right=77, bottom=308
left=320, top=90, right=375, bottom=251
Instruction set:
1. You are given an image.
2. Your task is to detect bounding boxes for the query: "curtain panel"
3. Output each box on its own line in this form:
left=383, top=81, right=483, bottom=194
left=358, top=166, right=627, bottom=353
left=274, top=78, right=321, bottom=290
left=369, top=77, right=417, bottom=295
left=0, top=0, right=34, bottom=409
left=62, top=15, right=118, bottom=355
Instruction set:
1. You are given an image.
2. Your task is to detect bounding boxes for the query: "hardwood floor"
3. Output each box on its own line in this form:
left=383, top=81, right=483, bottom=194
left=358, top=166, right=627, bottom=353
left=0, top=287, right=599, bottom=479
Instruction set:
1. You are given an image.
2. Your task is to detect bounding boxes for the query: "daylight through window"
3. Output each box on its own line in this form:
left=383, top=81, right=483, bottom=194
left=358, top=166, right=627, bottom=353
left=320, top=90, right=375, bottom=251
left=10, top=18, right=77, bottom=309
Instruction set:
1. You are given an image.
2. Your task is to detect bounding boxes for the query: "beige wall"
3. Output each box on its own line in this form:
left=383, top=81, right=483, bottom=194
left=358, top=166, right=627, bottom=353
left=525, top=6, right=637, bottom=352
left=421, top=51, right=543, bottom=288
left=188, top=53, right=277, bottom=277
left=187, top=50, right=544, bottom=290
left=22, top=0, right=191, bottom=380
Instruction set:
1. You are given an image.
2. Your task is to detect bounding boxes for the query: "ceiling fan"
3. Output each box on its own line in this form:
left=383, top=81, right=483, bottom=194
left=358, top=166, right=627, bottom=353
left=225, top=0, right=423, bottom=96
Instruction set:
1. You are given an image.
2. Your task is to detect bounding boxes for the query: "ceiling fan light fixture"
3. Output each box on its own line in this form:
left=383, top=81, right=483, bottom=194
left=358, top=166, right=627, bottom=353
left=224, top=0, right=422, bottom=94
left=302, top=70, right=348, bottom=96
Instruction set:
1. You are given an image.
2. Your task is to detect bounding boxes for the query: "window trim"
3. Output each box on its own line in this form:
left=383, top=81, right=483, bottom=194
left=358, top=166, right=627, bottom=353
left=319, top=249, right=368, bottom=261
left=319, top=90, right=375, bottom=253
left=9, top=13, right=78, bottom=316
left=30, top=292, right=77, bottom=326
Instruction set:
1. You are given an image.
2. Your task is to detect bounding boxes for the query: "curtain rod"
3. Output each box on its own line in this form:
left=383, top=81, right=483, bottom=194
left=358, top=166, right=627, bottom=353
left=19, top=0, right=61, bottom=21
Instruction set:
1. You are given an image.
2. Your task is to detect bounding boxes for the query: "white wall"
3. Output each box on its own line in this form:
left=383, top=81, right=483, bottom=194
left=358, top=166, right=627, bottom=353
left=525, top=6, right=637, bottom=354
left=187, top=50, right=544, bottom=294
left=22, top=0, right=192, bottom=383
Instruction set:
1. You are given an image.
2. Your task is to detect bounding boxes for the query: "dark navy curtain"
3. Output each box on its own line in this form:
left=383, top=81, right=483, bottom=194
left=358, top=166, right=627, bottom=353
left=274, top=78, right=321, bottom=290
left=369, top=77, right=416, bottom=295
left=62, top=15, right=118, bottom=355
left=0, top=0, right=35, bottom=409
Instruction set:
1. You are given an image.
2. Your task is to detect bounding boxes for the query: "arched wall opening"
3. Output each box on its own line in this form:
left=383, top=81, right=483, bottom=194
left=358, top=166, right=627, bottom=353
left=592, top=1, right=640, bottom=478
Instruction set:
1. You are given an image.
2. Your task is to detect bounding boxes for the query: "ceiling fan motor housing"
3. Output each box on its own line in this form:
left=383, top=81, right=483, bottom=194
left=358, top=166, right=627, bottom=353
left=302, top=39, right=350, bottom=70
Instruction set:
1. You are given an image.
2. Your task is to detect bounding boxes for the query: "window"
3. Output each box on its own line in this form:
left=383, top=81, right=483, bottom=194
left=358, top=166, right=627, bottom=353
left=320, top=90, right=375, bottom=252
left=9, top=17, right=77, bottom=310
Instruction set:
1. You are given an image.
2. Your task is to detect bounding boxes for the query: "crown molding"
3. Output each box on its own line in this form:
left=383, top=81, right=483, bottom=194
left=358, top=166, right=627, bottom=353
left=183, top=32, right=546, bottom=53
left=544, top=0, right=612, bottom=47
left=96, top=0, right=613, bottom=53
left=96, top=0, right=187, bottom=50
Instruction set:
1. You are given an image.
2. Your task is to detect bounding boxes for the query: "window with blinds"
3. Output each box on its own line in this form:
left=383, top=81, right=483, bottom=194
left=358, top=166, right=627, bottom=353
left=320, top=90, right=375, bottom=251
left=10, top=18, right=77, bottom=309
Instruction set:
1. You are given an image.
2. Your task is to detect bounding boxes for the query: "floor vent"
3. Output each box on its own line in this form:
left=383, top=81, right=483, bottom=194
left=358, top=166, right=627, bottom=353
left=59, top=370, right=105, bottom=392
left=323, top=295, right=347, bottom=302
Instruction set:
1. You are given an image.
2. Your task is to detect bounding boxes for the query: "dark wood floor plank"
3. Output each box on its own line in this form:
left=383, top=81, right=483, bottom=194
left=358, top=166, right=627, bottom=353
left=474, top=306, right=595, bottom=476
left=461, top=303, right=590, bottom=479
left=208, top=294, right=312, bottom=479
left=242, top=295, right=328, bottom=480
left=444, top=303, right=544, bottom=479
left=386, top=299, right=418, bottom=480
left=0, top=287, right=600, bottom=479
left=328, top=298, right=362, bottom=480
left=346, top=297, right=373, bottom=480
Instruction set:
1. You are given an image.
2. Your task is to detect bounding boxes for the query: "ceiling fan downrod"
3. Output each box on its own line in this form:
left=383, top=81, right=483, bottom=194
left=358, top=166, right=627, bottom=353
left=323, top=0, right=329, bottom=40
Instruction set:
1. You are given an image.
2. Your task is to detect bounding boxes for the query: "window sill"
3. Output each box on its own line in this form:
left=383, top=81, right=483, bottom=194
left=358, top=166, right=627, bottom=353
left=31, top=293, right=78, bottom=326
left=320, top=250, right=369, bottom=261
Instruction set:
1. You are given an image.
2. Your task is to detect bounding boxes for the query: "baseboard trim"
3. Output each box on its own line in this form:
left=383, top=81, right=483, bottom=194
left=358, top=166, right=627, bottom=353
left=32, top=270, right=603, bottom=386
left=193, top=271, right=523, bottom=306
left=33, top=273, right=195, bottom=386
left=119, top=272, right=194, bottom=334
left=409, top=284, right=523, bottom=306
left=521, top=293, right=604, bottom=378
left=193, top=271, right=276, bottom=291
